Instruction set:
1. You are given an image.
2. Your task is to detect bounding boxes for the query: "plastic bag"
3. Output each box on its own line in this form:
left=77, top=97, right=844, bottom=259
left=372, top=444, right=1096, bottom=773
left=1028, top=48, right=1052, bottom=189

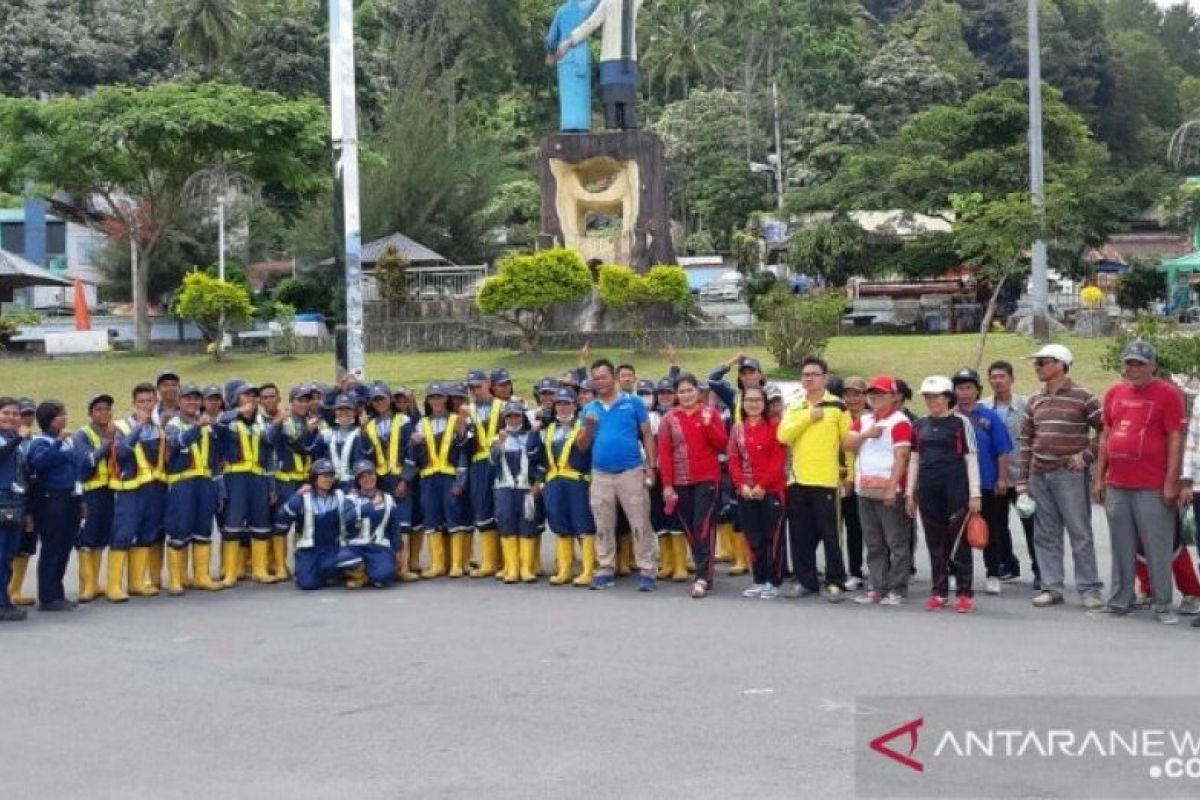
left=1182, top=505, right=1196, bottom=548
left=523, top=492, right=538, bottom=523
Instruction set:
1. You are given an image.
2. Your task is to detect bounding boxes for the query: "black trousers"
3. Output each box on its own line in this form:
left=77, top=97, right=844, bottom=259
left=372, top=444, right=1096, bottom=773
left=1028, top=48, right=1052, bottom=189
left=601, top=81, right=637, bottom=130
left=842, top=493, right=863, bottom=578
left=981, top=490, right=1013, bottom=578
left=917, top=465, right=971, bottom=598
left=787, top=484, right=846, bottom=591
left=1005, top=488, right=1040, bottom=580
left=32, top=488, right=80, bottom=605
left=740, top=494, right=786, bottom=586
left=674, top=482, right=719, bottom=583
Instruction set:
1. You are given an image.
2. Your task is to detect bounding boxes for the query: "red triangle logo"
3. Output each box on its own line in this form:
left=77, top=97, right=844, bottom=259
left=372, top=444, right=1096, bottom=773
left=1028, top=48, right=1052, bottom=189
left=869, top=717, right=924, bottom=773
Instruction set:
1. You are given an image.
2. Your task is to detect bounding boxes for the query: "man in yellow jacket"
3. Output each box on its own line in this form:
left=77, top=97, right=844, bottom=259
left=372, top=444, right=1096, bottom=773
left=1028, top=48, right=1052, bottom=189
left=778, top=356, right=854, bottom=602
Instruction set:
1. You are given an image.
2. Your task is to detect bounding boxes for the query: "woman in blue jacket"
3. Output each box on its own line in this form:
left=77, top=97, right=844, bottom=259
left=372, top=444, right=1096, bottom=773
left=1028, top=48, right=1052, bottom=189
left=25, top=400, right=83, bottom=611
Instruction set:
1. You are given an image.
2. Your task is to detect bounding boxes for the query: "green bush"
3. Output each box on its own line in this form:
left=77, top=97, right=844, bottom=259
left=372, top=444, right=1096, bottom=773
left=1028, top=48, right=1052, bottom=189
left=756, top=286, right=845, bottom=371
left=1103, top=314, right=1200, bottom=382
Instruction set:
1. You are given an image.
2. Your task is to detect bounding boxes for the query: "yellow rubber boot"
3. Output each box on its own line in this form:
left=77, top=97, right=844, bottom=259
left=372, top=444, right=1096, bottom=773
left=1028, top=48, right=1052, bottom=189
left=714, top=522, right=734, bottom=563
left=407, top=531, right=424, bottom=574
left=421, top=532, right=447, bottom=579
left=166, top=546, right=186, bottom=596
left=128, top=546, right=159, bottom=596
left=8, top=555, right=34, bottom=606
left=240, top=541, right=252, bottom=579
left=78, top=549, right=98, bottom=603
left=147, top=541, right=165, bottom=590
left=728, top=532, right=750, bottom=576
left=448, top=532, right=467, bottom=578
left=616, top=536, right=633, bottom=576
left=251, top=539, right=280, bottom=584
left=271, top=536, right=291, bottom=581
left=345, top=564, right=368, bottom=589
left=470, top=530, right=500, bottom=578
left=549, top=537, right=574, bottom=585
left=220, top=540, right=243, bottom=588
left=671, top=535, right=691, bottom=582
left=92, top=549, right=107, bottom=597
left=500, top=537, right=520, bottom=584
left=657, top=535, right=676, bottom=580
left=518, top=537, right=538, bottom=583
left=180, top=545, right=193, bottom=589
left=105, top=550, right=129, bottom=603
left=529, top=532, right=542, bottom=577
left=396, top=545, right=419, bottom=582
left=573, top=536, right=596, bottom=587
left=464, top=531, right=477, bottom=571
left=191, top=543, right=223, bottom=591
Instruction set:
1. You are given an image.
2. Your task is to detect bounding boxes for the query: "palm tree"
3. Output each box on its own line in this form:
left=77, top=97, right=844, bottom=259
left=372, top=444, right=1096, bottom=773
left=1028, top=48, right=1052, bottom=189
left=641, top=0, right=731, bottom=103
left=172, top=0, right=246, bottom=76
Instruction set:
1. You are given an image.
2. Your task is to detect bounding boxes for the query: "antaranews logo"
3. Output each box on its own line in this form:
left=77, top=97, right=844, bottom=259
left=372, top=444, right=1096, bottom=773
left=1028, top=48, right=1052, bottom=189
left=854, top=696, right=1200, bottom=799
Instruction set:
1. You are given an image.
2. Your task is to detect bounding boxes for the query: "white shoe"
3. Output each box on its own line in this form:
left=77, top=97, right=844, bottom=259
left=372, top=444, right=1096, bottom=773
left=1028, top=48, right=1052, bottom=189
left=985, top=577, right=1001, bottom=595
left=742, top=583, right=765, bottom=598
left=782, top=582, right=803, bottom=598
left=880, top=591, right=904, bottom=606
left=759, top=584, right=779, bottom=600
left=1179, top=596, right=1200, bottom=615
left=855, top=590, right=883, bottom=605
left=844, top=576, right=863, bottom=591
left=948, top=576, right=957, bottom=591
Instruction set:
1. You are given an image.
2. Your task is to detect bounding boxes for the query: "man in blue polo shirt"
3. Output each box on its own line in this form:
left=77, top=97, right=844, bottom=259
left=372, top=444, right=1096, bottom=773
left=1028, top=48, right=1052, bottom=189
left=578, top=358, right=659, bottom=591
left=953, top=367, right=1013, bottom=596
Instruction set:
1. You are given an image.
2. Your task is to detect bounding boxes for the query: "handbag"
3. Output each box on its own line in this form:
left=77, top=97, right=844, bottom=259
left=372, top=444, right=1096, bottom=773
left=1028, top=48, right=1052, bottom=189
left=966, top=512, right=989, bottom=550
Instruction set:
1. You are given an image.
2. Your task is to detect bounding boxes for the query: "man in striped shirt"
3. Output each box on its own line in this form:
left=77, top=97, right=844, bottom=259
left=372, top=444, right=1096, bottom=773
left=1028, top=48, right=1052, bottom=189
left=1015, top=344, right=1104, bottom=609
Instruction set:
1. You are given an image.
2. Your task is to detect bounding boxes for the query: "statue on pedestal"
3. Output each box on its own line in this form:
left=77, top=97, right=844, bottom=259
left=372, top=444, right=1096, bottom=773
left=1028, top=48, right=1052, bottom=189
left=545, top=0, right=598, bottom=132
left=552, top=0, right=645, bottom=131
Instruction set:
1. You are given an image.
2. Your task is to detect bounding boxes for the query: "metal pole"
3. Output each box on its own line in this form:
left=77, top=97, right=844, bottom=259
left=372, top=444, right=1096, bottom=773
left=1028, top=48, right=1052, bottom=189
left=329, top=0, right=365, bottom=376
left=1027, top=0, right=1049, bottom=341
left=772, top=81, right=784, bottom=212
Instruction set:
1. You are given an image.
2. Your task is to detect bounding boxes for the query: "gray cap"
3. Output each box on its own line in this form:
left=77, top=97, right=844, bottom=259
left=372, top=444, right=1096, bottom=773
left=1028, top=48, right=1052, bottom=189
left=1121, top=340, right=1157, bottom=364
left=502, top=401, right=526, bottom=418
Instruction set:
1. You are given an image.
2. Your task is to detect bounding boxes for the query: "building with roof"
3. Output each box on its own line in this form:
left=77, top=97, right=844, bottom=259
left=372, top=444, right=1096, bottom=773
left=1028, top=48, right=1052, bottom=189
left=0, top=201, right=105, bottom=309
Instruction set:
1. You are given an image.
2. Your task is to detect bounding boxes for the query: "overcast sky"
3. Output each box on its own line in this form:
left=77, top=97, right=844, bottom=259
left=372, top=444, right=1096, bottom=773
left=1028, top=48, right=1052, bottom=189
left=1154, top=0, right=1200, bottom=12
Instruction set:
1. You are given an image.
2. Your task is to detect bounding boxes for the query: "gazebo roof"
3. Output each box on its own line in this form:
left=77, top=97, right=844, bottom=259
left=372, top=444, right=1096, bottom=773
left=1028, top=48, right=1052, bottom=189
left=362, top=232, right=452, bottom=266
left=1160, top=251, right=1200, bottom=273
left=0, top=249, right=73, bottom=289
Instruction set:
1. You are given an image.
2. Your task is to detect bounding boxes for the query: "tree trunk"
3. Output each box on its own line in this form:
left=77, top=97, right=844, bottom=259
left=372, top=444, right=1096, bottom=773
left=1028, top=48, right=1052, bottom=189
left=972, top=277, right=1007, bottom=371
left=130, top=239, right=151, bottom=351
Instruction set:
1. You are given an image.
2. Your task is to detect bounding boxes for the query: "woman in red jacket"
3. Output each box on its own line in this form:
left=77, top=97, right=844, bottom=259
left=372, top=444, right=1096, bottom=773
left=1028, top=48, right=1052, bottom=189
left=658, top=373, right=729, bottom=598
left=727, top=387, right=789, bottom=600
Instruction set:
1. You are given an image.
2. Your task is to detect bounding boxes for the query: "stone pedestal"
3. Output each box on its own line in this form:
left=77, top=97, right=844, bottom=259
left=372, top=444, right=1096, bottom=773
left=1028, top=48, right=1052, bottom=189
left=538, top=130, right=676, bottom=270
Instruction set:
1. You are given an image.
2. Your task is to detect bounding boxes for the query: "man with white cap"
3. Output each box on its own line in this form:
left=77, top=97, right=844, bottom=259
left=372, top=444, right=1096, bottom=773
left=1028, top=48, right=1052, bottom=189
left=1093, top=340, right=1187, bottom=624
left=1016, top=344, right=1104, bottom=609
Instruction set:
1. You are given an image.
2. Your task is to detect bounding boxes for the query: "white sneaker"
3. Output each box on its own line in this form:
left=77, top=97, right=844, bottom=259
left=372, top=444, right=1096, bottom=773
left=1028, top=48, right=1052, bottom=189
left=742, top=583, right=765, bottom=598
left=1179, top=596, right=1200, bottom=615
left=782, top=582, right=803, bottom=598
left=844, top=576, right=863, bottom=591
left=949, top=576, right=957, bottom=591
left=880, top=592, right=904, bottom=606
left=855, top=590, right=883, bottom=605
left=759, top=584, right=779, bottom=600
left=985, top=577, right=1001, bottom=595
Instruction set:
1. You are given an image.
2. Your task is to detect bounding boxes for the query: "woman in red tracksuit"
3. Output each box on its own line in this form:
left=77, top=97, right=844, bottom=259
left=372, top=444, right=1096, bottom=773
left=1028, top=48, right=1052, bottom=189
left=658, top=373, right=729, bottom=599
left=727, top=387, right=788, bottom=600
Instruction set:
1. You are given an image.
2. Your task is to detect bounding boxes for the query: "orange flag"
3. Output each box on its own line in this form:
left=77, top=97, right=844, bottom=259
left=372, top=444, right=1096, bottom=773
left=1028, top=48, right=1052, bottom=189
left=73, top=278, right=91, bottom=331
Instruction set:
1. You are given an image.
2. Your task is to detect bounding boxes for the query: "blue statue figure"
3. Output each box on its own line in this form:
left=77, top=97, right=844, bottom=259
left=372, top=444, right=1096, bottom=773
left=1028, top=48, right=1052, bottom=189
left=546, top=0, right=598, bottom=132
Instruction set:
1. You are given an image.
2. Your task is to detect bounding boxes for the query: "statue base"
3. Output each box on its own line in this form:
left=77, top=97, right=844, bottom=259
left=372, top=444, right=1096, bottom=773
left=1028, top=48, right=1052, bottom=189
left=538, top=130, right=676, bottom=270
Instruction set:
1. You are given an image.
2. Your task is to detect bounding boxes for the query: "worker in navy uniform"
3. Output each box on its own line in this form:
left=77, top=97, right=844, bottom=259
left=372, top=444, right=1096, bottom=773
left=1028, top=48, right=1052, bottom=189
left=314, top=394, right=368, bottom=491
left=74, top=393, right=116, bottom=603
left=390, top=386, right=424, bottom=574
left=0, top=397, right=28, bottom=622
left=491, top=368, right=517, bottom=404
left=362, top=382, right=417, bottom=580
left=460, top=369, right=502, bottom=579
left=392, top=386, right=421, bottom=423
left=163, top=385, right=224, bottom=594
left=491, top=402, right=539, bottom=584
left=214, top=381, right=279, bottom=586
left=345, top=460, right=402, bottom=587
left=405, top=383, right=469, bottom=579
left=109, top=382, right=168, bottom=601
left=277, top=459, right=361, bottom=590
left=7, top=398, right=37, bottom=606
left=25, top=400, right=82, bottom=611
left=530, top=388, right=596, bottom=587
left=152, top=368, right=182, bottom=426
left=272, top=385, right=323, bottom=582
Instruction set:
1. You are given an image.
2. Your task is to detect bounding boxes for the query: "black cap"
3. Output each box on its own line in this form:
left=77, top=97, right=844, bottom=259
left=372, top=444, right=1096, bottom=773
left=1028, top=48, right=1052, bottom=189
left=466, top=369, right=488, bottom=385
left=952, top=367, right=981, bottom=388
left=180, top=384, right=203, bottom=398
left=426, top=382, right=447, bottom=397
left=446, top=382, right=468, bottom=399
left=656, top=378, right=676, bottom=393
left=203, top=385, right=223, bottom=399
left=636, top=379, right=655, bottom=395
left=18, top=398, right=35, bottom=414
left=289, top=385, right=313, bottom=401
left=535, top=377, right=560, bottom=395
left=739, top=357, right=763, bottom=372
left=490, top=368, right=512, bottom=384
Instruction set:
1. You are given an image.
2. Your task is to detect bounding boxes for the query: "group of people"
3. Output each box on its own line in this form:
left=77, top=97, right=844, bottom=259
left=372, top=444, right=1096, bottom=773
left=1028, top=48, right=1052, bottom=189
left=1, top=340, right=1197, bottom=628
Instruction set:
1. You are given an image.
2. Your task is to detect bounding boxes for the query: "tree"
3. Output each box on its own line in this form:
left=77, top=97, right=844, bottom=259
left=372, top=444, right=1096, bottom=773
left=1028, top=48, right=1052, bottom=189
left=597, top=264, right=692, bottom=350
left=225, top=16, right=326, bottom=99
left=1115, top=259, right=1167, bottom=313
left=783, top=108, right=876, bottom=189
left=173, top=269, right=255, bottom=359
left=374, top=244, right=410, bottom=303
left=785, top=218, right=869, bottom=287
left=172, top=0, right=246, bottom=76
left=641, top=0, right=732, bottom=102
left=755, top=286, right=845, bottom=371
left=0, top=81, right=329, bottom=350
left=476, top=249, right=592, bottom=352
left=861, top=40, right=959, bottom=135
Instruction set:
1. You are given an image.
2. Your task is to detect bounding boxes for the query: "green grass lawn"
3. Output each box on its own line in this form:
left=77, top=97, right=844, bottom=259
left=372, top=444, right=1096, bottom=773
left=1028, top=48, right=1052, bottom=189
left=1, top=333, right=1117, bottom=417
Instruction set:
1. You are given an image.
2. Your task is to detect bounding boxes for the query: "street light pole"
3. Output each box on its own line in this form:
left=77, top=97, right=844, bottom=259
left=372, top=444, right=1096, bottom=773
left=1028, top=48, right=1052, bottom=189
left=771, top=81, right=784, bottom=212
left=329, top=0, right=365, bottom=376
left=1028, top=0, right=1050, bottom=341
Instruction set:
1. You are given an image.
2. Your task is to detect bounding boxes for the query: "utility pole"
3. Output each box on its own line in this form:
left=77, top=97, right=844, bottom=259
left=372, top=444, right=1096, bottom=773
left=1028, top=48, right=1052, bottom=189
left=329, top=0, right=365, bottom=376
left=771, top=82, right=785, bottom=212
left=1027, top=0, right=1050, bottom=341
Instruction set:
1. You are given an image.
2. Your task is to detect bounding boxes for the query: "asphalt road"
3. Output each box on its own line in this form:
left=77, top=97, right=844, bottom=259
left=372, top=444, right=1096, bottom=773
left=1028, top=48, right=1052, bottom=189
left=2, top=508, right=1195, bottom=800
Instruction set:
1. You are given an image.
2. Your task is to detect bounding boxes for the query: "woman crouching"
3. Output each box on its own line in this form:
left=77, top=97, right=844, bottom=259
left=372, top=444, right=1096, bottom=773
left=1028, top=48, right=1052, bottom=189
left=344, top=460, right=401, bottom=588
left=277, top=458, right=363, bottom=590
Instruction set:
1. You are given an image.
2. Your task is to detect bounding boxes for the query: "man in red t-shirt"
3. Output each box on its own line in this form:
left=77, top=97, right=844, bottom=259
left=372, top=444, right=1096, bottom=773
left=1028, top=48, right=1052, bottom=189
left=1093, top=341, right=1187, bottom=623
